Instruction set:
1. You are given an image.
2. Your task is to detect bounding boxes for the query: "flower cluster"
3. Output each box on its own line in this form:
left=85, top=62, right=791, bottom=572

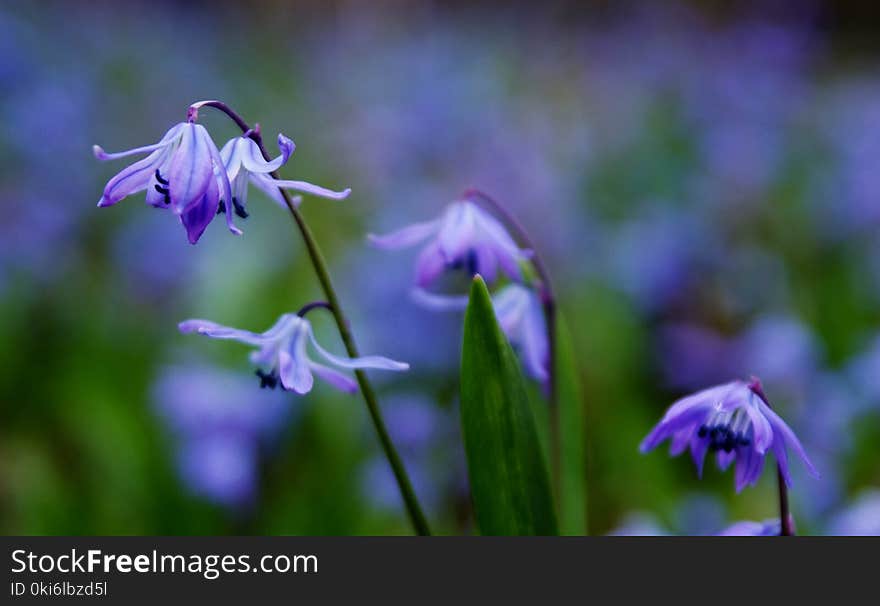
left=94, top=119, right=349, bottom=244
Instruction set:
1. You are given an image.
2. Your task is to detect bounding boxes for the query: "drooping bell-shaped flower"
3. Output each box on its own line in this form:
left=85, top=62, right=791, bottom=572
left=412, top=282, right=548, bottom=382
left=219, top=133, right=350, bottom=217
left=369, top=199, right=531, bottom=287
left=94, top=121, right=239, bottom=244
left=639, top=378, right=818, bottom=492
left=178, top=312, right=409, bottom=394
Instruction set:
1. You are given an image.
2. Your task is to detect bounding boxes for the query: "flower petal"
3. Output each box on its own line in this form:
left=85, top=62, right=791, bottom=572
left=309, top=361, right=358, bottom=393
left=92, top=123, right=182, bottom=161
left=97, top=147, right=169, bottom=207
left=308, top=325, right=409, bottom=371
left=436, top=202, right=476, bottom=261
left=273, top=178, right=351, bottom=200
left=250, top=172, right=297, bottom=208
left=239, top=134, right=294, bottom=174
left=178, top=319, right=276, bottom=346
left=207, top=139, right=240, bottom=236
left=367, top=219, right=441, bottom=250
left=760, top=400, right=819, bottom=479
left=168, top=123, right=214, bottom=214
left=415, top=242, right=448, bottom=287
left=410, top=288, right=469, bottom=312
left=520, top=293, right=549, bottom=381
left=180, top=171, right=220, bottom=244
left=278, top=349, right=313, bottom=394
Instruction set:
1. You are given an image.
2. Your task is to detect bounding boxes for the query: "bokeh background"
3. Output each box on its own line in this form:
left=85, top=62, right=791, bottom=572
left=2, top=0, right=880, bottom=535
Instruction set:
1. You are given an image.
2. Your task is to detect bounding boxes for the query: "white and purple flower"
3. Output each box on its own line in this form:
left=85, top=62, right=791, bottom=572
left=219, top=132, right=350, bottom=217
left=178, top=312, right=409, bottom=394
left=368, top=199, right=531, bottom=287
left=640, top=378, right=818, bottom=492
left=94, top=121, right=239, bottom=244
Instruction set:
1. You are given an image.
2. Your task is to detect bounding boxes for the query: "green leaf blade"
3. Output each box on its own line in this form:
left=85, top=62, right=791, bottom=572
left=460, top=276, right=558, bottom=536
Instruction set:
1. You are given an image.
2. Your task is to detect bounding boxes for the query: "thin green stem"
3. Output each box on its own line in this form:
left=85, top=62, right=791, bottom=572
left=191, top=100, right=431, bottom=535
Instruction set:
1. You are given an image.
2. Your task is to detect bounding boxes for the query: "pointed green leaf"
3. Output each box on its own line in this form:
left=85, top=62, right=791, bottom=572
left=460, top=276, right=558, bottom=535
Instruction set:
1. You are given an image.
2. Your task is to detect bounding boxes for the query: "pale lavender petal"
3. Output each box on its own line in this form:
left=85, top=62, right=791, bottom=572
left=492, top=285, right=529, bottom=334
left=278, top=349, right=313, bottom=394
left=273, top=178, right=350, bottom=200
left=308, top=325, right=409, bottom=371
left=415, top=243, right=447, bottom=287
left=92, top=123, right=182, bottom=161
left=368, top=219, right=441, bottom=250
left=436, top=202, right=476, bottom=261
left=207, top=139, right=240, bottom=236
left=250, top=172, right=298, bottom=208
left=97, top=147, right=169, bottom=207
left=309, top=361, right=358, bottom=393
left=178, top=319, right=273, bottom=346
left=410, top=288, right=469, bottom=312
left=474, top=244, right=499, bottom=284
left=521, top=294, right=549, bottom=381
left=743, top=393, right=774, bottom=454
left=219, top=138, right=240, bottom=178
left=168, top=123, right=214, bottom=214
left=239, top=134, right=294, bottom=174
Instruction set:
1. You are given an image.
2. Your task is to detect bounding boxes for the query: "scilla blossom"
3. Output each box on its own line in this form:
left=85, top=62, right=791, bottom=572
left=94, top=121, right=239, bottom=244
left=368, top=199, right=531, bottom=287
left=716, top=518, right=783, bottom=536
left=219, top=133, right=350, bottom=218
left=179, top=312, right=409, bottom=394
left=412, top=283, right=548, bottom=382
left=640, top=378, right=817, bottom=492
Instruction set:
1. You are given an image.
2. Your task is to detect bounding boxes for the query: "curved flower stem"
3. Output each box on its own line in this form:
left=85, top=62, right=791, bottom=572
left=463, top=188, right=560, bottom=495
left=190, top=100, right=431, bottom=535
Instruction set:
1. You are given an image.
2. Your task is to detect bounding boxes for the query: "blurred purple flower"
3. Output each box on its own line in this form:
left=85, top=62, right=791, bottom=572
left=94, top=121, right=239, bottom=243
left=219, top=133, right=349, bottom=216
left=826, top=490, right=880, bottom=536
left=153, top=364, right=292, bottom=508
left=640, top=378, right=817, bottom=492
left=716, top=518, right=782, bottom=536
left=413, top=283, right=548, bottom=382
left=179, top=313, right=408, bottom=394
left=369, top=199, right=530, bottom=287
left=607, top=512, right=669, bottom=536
left=178, top=434, right=258, bottom=508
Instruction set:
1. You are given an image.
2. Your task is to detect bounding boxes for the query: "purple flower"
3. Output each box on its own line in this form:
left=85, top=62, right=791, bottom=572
left=368, top=199, right=531, bottom=287
left=716, top=518, right=782, bottom=536
left=412, top=283, right=548, bottom=382
left=178, top=313, right=409, bottom=394
left=219, top=133, right=350, bottom=216
left=178, top=433, right=258, bottom=508
left=827, top=490, right=880, bottom=536
left=94, top=121, right=239, bottom=244
left=640, top=378, right=818, bottom=492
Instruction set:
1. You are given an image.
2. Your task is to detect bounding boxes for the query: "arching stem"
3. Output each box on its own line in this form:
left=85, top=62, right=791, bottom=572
left=190, top=100, right=431, bottom=536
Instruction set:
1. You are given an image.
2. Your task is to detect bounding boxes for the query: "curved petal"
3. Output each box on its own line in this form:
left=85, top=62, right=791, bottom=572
left=273, top=178, right=351, bottom=200
left=436, top=202, right=476, bottom=261
left=760, top=400, right=819, bottom=478
left=367, top=219, right=441, bottom=250
left=219, top=138, right=243, bottom=180
left=520, top=294, right=549, bottom=381
left=742, top=393, right=774, bottom=454
left=415, top=242, right=447, bottom=287
left=97, top=147, right=170, bottom=207
left=410, top=288, right=469, bottom=312
left=178, top=319, right=277, bottom=346
left=239, top=134, right=294, bottom=174
left=168, top=123, right=214, bottom=214
left=180, top=171, right=219, bottom=244
left=278, top=349, right=313, bottom=394
left=207, top=139, right=240, bottom=236
left=668, top=425, right=695, bottom=456
left=92, top=123, right=183, bottom=161
left=492, top=285, right=529, bottom=334
left=308, top=325, right=409, bottom=371
left=473, top=244, right=499, bottom=284
left=309, top=361, right=358, bottom=393
left=249, top=172, right=295, bottom=208
left=690, top=437, right=710, bottom=477
left=716, top=449, right=736, bottom=471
